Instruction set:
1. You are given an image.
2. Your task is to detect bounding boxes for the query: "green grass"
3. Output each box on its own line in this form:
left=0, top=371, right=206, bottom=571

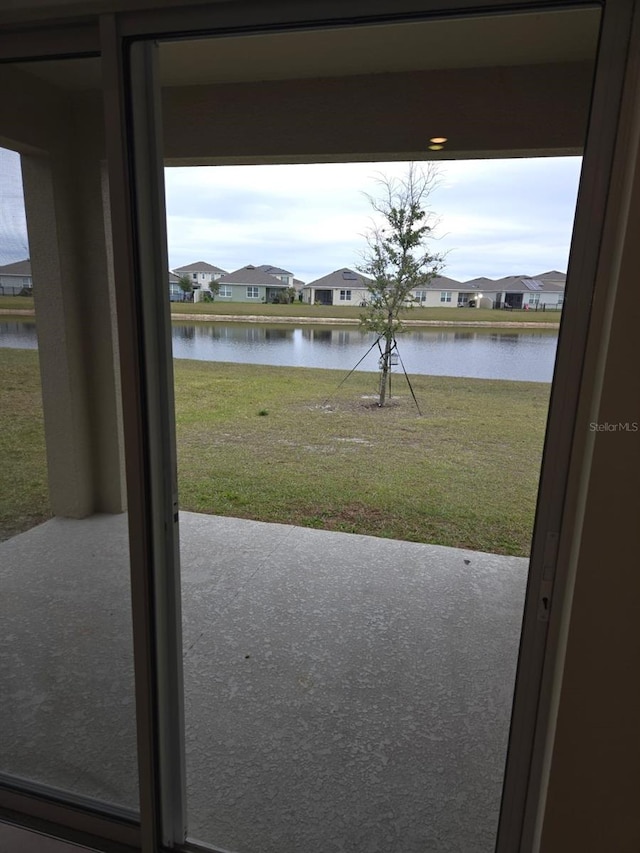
left=0, top=295, right=560, bottom=325
left=0, top=349, right=51, bottom=540
left=0, top=295, right=35, bottom=311
left=1, top=350, right=550, bottom=555
left=170, top=301, right=560, bottom=324
left=172, top=360, right=550, bottom=556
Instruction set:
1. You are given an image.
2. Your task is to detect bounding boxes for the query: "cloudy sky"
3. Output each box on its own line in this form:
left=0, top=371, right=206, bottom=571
left=0, top=148, right=29, bottom=265
left=164, top=157, right=583, bottom=284
left=1, top=149, right=582, bottom=282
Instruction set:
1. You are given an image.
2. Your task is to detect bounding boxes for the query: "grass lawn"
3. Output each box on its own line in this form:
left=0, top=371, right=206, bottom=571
left=0, top=349, right=51, bottom=540
left=173, top=360, right=550, bottom=556
left=0, top=296, right=36, bottom=311
left=1, top=295, right=560, bottom=325
left=170, top=300, right=560, bottom=325
left=1, top=349, right=550, bottom=555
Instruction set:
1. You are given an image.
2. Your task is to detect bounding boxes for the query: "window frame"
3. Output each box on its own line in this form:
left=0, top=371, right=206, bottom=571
left=246, top=285, right=260, bottom=299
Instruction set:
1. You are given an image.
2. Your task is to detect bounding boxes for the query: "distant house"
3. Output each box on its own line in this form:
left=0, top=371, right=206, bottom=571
left=414, top=271, right=566, bottom=310
left=471, top=274, right=566, bottom=310
left=171, top=261, right=227, bottom=291
left=165, top=261, right=566, bottom=309
left=0, top=259, right=32, bottom=295
left=302, top=268, right=372, bottom=306
left=216, top=265, right=291, bottom=303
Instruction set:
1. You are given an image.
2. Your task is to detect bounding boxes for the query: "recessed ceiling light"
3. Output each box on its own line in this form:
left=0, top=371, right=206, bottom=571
left=430, top=136, right=448, bottom=144
left=428, top=144, right=444, bottom=151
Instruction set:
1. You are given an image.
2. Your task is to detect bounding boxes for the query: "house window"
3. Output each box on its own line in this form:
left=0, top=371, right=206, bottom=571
left=415, top=290, right=427, bottom=302
left=528, top=294, right=540, bottom=305
left=219, top=285, right=232, bottom=297
left=246, top=286, right=260, bottom=298
left=339, top=289, right=352, bottom=301
left=192, top=272, right=197, bottom=279
left=440, top=291, right=452, bottom=303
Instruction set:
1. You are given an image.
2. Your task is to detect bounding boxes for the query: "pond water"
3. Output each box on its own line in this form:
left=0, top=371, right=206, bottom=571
left=1, top=319, right=558, bottom=382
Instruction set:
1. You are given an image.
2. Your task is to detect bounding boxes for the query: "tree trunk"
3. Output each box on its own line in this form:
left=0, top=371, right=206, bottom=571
left=378, top=329, right=393, bottom=406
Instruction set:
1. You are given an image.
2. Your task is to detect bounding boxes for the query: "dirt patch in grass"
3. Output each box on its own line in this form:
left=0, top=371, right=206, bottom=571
left=314, top=504, right=391, bottom=534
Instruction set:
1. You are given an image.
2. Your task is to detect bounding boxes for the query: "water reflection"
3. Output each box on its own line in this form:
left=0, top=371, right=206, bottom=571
left=0, top=320, right=38, bottom=348
left=174, top=324, right=196, bottom=341
left=301, top=328, right=359, bottom=345
left=489, top=333, right=521, bottom=343
left=169, top=323, right=557, bottom=381
left=1, top=320, right=558, bottom=382
left=264, top=328, right=291, bottom=341
left=173, top=323, right=294, bottom=344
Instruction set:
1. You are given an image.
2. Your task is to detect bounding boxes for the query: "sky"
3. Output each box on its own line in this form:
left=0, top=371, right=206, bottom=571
left=1, top=149, right=582, bottom=282
left=0, top=148, right=29, bottom=265
left=164, top=158, right=583, bottom=284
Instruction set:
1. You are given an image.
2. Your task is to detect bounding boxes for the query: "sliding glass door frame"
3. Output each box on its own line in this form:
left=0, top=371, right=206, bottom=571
left=101, top=18, right=186, bottom=851
left=497, top=1, right=637, bottom=848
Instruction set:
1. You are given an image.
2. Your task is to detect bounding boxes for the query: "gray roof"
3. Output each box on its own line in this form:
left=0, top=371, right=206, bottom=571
left=533, top=270, right=566, bottom=287
left=305, top=268, right=372, bottom=289
left=494, top=275, right=535, bottom=288
left=486, top=275, right=565, bottom=293
left=169, top=272, right=180, bottom=282
left=442, top=271, right=566, bottom=293
left=424, top=274, right=463, bottom=290
left=461, top=276, right=494, bottom=288
left=0, top=259, right=31, bottom=276
left=256, top=264, right=293, bottom=276
left=172, top=261, right=227, bottom=274
left=535, top=270, right=566, bottom=279
left=219, top=265, right=288, bottom=286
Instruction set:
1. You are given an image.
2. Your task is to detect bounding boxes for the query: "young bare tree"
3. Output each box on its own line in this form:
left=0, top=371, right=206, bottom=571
left=358, top=163, right=444, bottom=406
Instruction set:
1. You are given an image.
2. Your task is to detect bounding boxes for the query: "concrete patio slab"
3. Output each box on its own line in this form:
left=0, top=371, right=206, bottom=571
left=1, top=512, right=529, bottom=853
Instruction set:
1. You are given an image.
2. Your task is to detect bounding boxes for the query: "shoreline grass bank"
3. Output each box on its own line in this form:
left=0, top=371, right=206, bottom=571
left=0, top=295, right=560, bottom=328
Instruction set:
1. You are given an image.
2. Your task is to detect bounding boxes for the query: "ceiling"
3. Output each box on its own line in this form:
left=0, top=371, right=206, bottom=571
left=157, top=8, right=600, bottom=86
left=13, top=6, right=600, bottom=90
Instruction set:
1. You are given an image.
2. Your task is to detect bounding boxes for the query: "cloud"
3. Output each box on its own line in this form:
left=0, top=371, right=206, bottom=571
left=164, top=158, right=582, bottom=282
left=0, top=149, right=581, bottom=283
